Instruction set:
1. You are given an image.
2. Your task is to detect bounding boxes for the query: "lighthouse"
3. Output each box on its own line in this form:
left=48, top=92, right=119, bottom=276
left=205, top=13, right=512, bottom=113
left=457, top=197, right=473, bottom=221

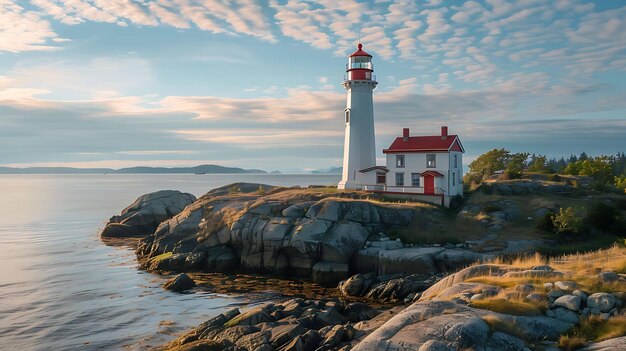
left=337, top=43, right=378, bottom=190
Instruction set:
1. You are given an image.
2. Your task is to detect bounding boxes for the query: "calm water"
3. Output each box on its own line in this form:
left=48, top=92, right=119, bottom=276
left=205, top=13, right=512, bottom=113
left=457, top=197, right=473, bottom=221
left=0, top=174, right=340, bottom=350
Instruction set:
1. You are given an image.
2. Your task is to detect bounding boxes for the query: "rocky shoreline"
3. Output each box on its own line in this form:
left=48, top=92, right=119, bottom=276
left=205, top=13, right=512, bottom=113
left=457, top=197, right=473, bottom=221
left=101, top=182, right=626, bottom=350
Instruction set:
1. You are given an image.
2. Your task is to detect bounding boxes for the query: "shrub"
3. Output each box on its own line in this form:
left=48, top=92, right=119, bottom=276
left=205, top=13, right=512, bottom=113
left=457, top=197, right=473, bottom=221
left=536, top=210, right=555, bottom=232
left=614, top=175, right=626, bottom=194
left=553, top=207, right=583, bottom=235
left=585, top=203, right=618, bottom=232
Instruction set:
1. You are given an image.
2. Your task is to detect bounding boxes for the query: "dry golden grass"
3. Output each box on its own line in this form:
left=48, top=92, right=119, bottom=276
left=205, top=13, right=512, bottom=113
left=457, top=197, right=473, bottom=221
left=470, top=298, right=542, bottom=316
left=577, top=316, right=626, bottom=342
left=482, top=246, right=626, bottom=294
left=559, top=335, right=588, bottom=351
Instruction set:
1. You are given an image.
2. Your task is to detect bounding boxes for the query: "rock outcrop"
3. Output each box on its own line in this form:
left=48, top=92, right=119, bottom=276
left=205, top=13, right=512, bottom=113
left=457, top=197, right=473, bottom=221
left=101, top=190, right=196, bottom=237
left=129, top=184, right=482, bottom=285
left=161, top=298, right=383, bottom=351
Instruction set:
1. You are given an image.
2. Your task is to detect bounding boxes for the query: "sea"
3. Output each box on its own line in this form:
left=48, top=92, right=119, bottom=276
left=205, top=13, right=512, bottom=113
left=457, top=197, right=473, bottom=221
left=0, top=173, right=340, bottom=350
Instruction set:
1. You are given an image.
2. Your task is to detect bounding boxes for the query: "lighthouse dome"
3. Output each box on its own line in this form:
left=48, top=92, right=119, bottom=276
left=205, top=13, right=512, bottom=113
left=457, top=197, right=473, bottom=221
left=349, top=43, right=372, bottom=57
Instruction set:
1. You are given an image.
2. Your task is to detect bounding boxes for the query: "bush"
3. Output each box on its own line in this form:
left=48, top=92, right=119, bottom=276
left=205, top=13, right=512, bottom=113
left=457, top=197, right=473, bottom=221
left=586, top=203, right=618, bottom=232
left=536, top=211, right=555, bottom=232
left=553, top=207, right=583, bottom=235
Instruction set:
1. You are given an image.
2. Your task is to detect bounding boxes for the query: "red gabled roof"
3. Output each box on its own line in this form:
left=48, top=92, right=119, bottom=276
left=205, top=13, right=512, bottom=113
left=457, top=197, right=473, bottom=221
left=383, top=135, right=465, bottom=154
left=349, top=43, right=372, bottom=57
left=420, top=170, right=445, bottom=178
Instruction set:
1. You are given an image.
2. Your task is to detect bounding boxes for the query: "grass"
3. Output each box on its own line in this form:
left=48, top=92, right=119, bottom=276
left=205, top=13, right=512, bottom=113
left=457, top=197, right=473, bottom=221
left=470, top=298, right=542, bottom=316
left=558, top=335, right=588, bottom=351
left=478, top=245, right=626, bottom=294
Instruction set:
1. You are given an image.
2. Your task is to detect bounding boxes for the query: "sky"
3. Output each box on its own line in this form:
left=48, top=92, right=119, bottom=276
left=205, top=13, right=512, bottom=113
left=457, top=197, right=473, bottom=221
left=1, top=0, right=625, bottom=172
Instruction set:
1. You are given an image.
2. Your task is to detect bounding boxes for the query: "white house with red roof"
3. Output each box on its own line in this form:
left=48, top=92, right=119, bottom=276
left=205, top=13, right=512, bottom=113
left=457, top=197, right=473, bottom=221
left=368, top=126, right=465, bottom=207
left=337, top=43, right=465, bottom=207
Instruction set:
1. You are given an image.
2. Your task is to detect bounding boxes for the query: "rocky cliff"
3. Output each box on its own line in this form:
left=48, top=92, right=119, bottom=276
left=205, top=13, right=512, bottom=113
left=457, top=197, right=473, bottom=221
left=102, top=183, right=483, bottom=286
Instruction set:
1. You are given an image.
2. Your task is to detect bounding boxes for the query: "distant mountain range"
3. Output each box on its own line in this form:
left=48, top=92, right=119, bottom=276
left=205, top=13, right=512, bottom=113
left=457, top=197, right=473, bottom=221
left=311, top=167, right=342, bottom=174
left=0, top=164, right=267, bottom=174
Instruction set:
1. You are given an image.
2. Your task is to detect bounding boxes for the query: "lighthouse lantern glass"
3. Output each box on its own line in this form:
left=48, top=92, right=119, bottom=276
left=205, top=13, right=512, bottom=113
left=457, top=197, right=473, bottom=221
left=349, top=56, right=373, bottom=70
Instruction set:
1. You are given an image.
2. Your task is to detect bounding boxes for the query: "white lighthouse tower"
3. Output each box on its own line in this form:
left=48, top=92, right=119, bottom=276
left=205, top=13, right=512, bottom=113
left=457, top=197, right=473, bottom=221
left=338, top=43, right=378, bottom=190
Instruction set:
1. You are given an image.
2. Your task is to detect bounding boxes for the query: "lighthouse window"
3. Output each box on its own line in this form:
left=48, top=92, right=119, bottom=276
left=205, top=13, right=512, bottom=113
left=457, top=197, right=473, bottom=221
left=396, top=155, right=405, bottom=168
left=427, top=154, right=436, bottom=168
left=345, top=109, right=350, bottom=124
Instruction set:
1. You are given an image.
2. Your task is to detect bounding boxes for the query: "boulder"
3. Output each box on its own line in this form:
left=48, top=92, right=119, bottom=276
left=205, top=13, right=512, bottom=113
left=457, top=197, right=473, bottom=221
left=319, top=222, right=369, bottom=263
left=554, top=295, right=581, bottom=311
left=163, top=273, right=196, bottom=292
left=105, top=190, right=196, bottom=236
left=100, top=223, right=142, bottom=238
left=365, top=274, right=437, bottom=302
left=269, top=323, right=306, bottom=348
left=597, top=271, right=619, bottom=283
left=338, top=273, right=377, bottom=297
left=553, top=307, right=580, bottom=324
left=343, top=302, right=380, bottom=322
left=554, top=281, right=578, bottom=292
left=587, top=293, right=616, bottom=313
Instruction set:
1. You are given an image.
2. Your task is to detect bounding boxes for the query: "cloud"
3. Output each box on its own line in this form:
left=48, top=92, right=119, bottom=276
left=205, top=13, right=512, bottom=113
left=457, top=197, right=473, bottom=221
left=0, top=2, right=65, bottom=53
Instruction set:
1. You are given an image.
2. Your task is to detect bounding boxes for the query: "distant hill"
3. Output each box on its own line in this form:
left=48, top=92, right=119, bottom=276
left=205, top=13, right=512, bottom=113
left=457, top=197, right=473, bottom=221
left=311, top=167, right=342, bottom=174
left=0, top=164, right=267, bottom=174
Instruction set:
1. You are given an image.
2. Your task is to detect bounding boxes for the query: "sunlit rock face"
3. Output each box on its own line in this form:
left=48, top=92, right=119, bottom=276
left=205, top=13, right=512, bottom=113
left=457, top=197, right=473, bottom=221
left=106, top=183, right=482, bottom=286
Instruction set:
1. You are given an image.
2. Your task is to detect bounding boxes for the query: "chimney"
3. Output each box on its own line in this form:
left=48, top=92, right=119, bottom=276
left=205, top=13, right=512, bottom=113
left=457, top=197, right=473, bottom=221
left=441, top=126, right=448, bottom=140
left=403, top=128, right=409, bottom=141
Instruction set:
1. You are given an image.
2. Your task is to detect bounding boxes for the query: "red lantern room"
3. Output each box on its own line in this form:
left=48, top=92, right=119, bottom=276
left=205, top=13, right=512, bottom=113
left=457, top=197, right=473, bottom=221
left=347, top=43, right=375, bottom=81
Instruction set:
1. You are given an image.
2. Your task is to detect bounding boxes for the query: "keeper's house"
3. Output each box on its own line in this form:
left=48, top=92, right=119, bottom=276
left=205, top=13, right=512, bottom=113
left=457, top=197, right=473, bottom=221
left=359, top=126, right=465, bottom=207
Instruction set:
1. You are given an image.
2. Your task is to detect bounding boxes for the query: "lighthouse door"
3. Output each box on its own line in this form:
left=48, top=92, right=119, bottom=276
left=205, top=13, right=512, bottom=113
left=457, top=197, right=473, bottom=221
left=424, top=175, right=435, bottom=195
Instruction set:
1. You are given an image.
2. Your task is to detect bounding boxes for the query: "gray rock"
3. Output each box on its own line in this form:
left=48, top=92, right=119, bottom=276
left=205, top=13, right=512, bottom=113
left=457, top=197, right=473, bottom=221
left=206, top=245, right=239, bottom=272
left=311, top=261, right=349, bottom=286
left=554, top=295, right=581, bottom=311
left=343, top=302, right=380, bottom=322
left=100, top=223, right=143, bottom=238
left=269, top=323, right=306, bottom=348
left=587, top=293, right=616, bottom=313
left=320, top=222, right=369, bottom=263
left=580, top=336, right=626, bottom=350
left=418, top=340, right=455, bottom=351
left=106, top=190, right=196, bottom=235
left=573, top=290, right=588, bottom=301
left=338, top=273, right=377, bottom=297
left=163, top=273, right=195, bottom=292
left=597, top=271, right=619, bottom=283
left=554, top=281, right=578, bottom=292
left=553, top=307, right=580, bottom=324
left=526, top=293, right=545, bottom=303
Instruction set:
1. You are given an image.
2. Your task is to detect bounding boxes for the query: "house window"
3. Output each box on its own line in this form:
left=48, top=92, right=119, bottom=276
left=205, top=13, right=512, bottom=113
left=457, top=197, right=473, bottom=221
left=345, top=109, right=350, bottom=124
left=411, top=173, right=420, bottom=187
left=454, top=154, right=458, bottom=168
left=376, top=172, right=386, bottom=184
left=427, top=154, right=436, bottom=168
left=453, top=172, right=456, bottom=186
left=395, top=172, right=404, bottom=186
left=396, top=155, right=405, bottom=168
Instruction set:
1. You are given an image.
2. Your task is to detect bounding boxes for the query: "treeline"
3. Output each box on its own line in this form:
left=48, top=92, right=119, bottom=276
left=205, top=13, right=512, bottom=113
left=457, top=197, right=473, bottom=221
left=466, top=149, right=626, bottom=192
